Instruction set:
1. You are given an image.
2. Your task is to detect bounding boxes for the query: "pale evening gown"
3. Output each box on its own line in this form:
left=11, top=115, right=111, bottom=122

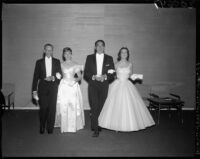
left=54, top=64, right=85, bottom=133
left=98, top=63, right=155, bottom=132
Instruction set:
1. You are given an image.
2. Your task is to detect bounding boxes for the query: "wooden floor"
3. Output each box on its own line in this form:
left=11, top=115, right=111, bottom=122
left=2, top=110, right=195, bottom=157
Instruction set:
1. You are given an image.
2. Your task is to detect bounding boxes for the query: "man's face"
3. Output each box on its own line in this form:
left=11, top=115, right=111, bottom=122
left=44, top=45, right=53, bottom=58
left=96, top=41, right=105, bottom=54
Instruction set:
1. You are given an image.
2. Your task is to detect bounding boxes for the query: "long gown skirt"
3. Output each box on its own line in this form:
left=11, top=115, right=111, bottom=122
left=55, top=79, right=85, bottom=133
left=98, top=79, right=155, bottom=132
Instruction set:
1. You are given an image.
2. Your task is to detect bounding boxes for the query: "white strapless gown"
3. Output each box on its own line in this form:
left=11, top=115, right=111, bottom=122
left=54, top=64, right=85, bottom=133
left=98, top=65, right=155, bottom=132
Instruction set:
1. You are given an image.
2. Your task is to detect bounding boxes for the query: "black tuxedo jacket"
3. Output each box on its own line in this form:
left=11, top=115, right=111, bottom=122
left=84, top=53, right=115, bottom=84
left=32, top=57, right=62, bottom=92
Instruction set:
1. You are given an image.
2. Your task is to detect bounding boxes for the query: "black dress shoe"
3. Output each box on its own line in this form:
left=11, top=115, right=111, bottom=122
left=40, top=127, right=45, bottom=134
left=91, top=127, right=102, bottom=132
left=92, top=131, right=99, bottom=137
left=47, top=130, right=53, bottom=134
left=98, top=126, right=102, bottom=132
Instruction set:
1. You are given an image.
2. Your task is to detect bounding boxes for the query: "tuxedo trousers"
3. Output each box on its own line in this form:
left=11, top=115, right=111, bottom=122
left=88, top=80, right=108, bottom=132
left=38, top=80, right=58, bottom=132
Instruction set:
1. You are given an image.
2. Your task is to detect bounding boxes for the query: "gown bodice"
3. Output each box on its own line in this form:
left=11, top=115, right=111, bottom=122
left=62, top=66, right=75, bottom=81
left=116, top=64, right=131, bottom=81
left=61, top=64, right=82, bottom=81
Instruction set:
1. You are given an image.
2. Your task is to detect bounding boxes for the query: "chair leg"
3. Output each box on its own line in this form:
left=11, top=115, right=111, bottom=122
left=179, top=105, right=183, bottom=124
left=149, top=102, right=152, bottom=111
left=148, top=103, right=154, bottom=117
left=177, top=105, right=183, bottom=124
left=158, top=105, right=160, bottom=124
left=168, top=106, right=171, bottom=118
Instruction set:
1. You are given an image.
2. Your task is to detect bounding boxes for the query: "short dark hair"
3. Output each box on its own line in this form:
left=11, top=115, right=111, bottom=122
left=94, top=40, right=105, bottom=54
left=117, top=47, right=130, bottom=61
left=62, top=47, right=72, bottom=61
left=44, top=43, right=54, bottom=50
left=95, top=40, right=105, bottom=47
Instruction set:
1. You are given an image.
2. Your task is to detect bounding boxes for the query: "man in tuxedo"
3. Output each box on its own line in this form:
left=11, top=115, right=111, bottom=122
left=32, top=43, right=62, bottom=134
left=84, top=40, right=115, bottom=137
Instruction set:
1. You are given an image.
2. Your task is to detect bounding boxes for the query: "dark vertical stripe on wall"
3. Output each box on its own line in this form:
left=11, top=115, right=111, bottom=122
left=197, top=3, right=200, bottom=64
left=0, top=2, right=2, bottom=158
left=196, top=1, right=200, bottom=157
left=0, top=3, right=2, bottom=90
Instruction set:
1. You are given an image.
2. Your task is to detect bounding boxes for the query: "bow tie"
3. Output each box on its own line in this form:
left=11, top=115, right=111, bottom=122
left=45, top=56, right=52, bottom=59
left=96, top=53, right=103, bottom=56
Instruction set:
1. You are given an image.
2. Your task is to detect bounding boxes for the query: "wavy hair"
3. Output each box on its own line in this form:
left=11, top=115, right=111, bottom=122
left=62, top=47, right=72, bottom=61
left=117, top=47, right=130, bottom=61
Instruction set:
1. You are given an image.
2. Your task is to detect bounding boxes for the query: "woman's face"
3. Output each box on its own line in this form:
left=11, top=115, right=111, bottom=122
left=120, top=49, right=128, bottom=60
left=64, top=51, right=72, bottom=61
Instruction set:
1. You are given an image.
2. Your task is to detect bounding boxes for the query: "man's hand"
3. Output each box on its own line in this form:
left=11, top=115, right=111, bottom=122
left=102, top=74, right=107, bottom=81
left=32, top=91, right=39, bottom=101
left=92, top=75, right=100, bottom=81
left=44, top=76, right=55, bottom=81
left=50, top=76, right=55, bottom=81
left=99, top=74, right=107, bottom=82
left=96, top=75, right=102, bottom=81
left=92, top=74, right=107, bottom=82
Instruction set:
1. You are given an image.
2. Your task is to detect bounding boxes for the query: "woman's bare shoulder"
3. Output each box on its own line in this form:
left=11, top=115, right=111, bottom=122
left=115, top=61, right=120, bottom=66
left=114, top=61, right=120, bottom=69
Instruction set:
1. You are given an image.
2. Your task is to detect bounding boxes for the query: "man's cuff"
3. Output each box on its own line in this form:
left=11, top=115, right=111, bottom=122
left=104, top=74, right=107, bottom=80
left=92, top=75, right=95, bottom=80
left=33, top=91, right=37, bottom=94
left=52, top=76, right=55, bottom=82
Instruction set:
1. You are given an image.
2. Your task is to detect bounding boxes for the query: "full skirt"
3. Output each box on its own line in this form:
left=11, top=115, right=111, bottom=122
left=98, top=79, right=155, bottom=132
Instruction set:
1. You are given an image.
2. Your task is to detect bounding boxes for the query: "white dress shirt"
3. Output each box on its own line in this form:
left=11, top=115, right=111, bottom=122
left=45, top=56, right=52, bottom=77
left=96, top=53, right=104, bottom=76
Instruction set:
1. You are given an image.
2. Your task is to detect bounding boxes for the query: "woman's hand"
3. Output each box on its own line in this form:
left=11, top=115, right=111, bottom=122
left=75, top=77, right=80, bottom=83
left=74, top=70, right=82, bottom=82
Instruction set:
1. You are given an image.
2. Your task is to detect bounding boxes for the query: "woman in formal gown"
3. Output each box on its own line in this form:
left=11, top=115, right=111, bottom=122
left=98, top=47, right=155, bottom=132
left=54, top=47, right=85, bottom=133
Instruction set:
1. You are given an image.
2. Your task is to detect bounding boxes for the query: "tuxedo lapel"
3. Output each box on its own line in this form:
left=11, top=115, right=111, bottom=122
left=93, top=54, right=97, bottom=75
left=51, top=58, right=54, bottom=75
left=102, top=54, right=107, bottom=75
left=42, top=58, right=46, bottom=77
